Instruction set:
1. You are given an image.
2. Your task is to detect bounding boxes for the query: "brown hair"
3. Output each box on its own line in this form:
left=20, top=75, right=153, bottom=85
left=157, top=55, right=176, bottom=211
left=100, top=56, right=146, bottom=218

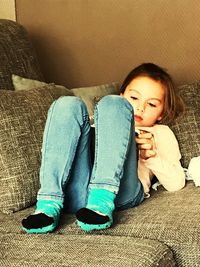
left=120, top=63, right=184, bottom=124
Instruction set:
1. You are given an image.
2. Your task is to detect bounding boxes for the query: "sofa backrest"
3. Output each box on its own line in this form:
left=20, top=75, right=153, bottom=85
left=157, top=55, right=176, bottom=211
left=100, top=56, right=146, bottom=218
left=0, top=19, right=44, bottom=90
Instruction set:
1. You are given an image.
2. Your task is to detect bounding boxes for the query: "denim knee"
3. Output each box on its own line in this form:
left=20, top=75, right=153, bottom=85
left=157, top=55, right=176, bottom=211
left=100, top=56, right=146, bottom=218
left=50, top=96, right=89, bottom=124
left=96, top=95, right=133, bottom=114
left=53, top=96, right=87, bottom=114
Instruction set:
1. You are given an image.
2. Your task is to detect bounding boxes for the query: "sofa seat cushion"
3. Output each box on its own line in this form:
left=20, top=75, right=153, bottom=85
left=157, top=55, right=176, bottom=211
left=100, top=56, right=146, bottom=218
left=0, top=233, right=175, bottom=267
left=1, top=182, right=199, bottom=266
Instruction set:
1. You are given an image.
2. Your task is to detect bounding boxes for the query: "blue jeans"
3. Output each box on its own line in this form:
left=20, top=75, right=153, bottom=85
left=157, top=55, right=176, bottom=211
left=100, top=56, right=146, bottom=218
left=37, top=95, right=144, bottom=213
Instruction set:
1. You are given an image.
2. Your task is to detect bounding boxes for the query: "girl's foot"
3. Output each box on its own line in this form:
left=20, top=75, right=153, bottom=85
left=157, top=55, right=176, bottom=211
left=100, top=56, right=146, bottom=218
left=76, top=188, right=115, bottom=231
left=21, top=199, right=63, bottom=234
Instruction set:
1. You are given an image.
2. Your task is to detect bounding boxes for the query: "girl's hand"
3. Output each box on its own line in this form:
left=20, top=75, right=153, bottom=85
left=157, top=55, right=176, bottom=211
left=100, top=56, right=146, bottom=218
left=135, top=131, right=156, bottom=160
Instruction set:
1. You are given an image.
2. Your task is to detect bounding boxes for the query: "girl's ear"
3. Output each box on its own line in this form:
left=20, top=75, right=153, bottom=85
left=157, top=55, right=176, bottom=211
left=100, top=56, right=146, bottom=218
left=157, top=114, right=163, bottom=122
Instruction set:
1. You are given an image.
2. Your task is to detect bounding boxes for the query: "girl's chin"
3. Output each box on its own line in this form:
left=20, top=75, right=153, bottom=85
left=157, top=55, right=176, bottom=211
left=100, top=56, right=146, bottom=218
left=135, top=122, right=144, bottom=127
left=135, top=122, right=153, bottom=127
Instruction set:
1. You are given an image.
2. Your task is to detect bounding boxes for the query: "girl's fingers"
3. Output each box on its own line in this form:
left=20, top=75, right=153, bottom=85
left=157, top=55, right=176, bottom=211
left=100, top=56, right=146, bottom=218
left=136, top=137, right=153, bottom=145
left=138, top=132, right=153, bottom=139
left=138, top=143, right=152, bottom=150
left=135, top=131, right=156, bottom=151
left=136, top=138, right=150, bottom=144
left=140, top=149, right=156, bottom=160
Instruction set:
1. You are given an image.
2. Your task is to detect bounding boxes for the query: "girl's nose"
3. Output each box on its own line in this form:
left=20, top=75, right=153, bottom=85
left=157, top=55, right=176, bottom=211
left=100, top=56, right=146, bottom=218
left=136, top=104, right=144, bottom=112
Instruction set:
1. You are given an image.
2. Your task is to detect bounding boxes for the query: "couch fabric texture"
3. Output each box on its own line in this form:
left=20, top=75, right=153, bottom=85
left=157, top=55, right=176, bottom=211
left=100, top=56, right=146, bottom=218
left=0, top=19, right=43, bottom=90
left=170, top=81, right=200, bottom=168
left=1, top=19, right=200, bottom=267
left=1, top=182, right=199, bottom=267
left=0, top=85, right=73, bottom=214
left=0, top=232, right=176, bottom=267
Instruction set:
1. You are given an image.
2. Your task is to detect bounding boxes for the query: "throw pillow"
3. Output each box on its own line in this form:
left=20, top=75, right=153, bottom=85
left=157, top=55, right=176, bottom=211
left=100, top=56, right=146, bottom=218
left=169, top=81, right=200, bottom=168
left=71, top=82, right=121, bottom=120
left=12, top=75, right=121, bottom=123
left=0, top=84, right=73, bottom=214
left=12, top=74, right=69, bottom=92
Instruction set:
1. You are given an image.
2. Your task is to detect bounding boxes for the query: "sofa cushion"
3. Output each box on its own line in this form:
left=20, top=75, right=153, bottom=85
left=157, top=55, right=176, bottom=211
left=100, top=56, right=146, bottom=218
left=12, top=74, right=47, bottom=90
left=0, top=182, right=199, bottom=266
left=0, top=19, right=44, bottom=90
left=6, top=182, right=194, bottom=267
left=71, top=82, right=121, bottom=119
left=12, top=74, right=68, bottom=92
left=0, top=233, right=175, bottom=267
left=170, top=81, right=200, bottom=168
left=12, top=75, right=121, bottom=123
left=0, top=84, right=73, bottom=214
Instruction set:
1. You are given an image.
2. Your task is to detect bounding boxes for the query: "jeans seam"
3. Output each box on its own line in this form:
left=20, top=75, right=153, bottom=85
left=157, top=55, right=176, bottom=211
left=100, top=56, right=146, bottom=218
left=41, top=100, right=57, bottom=184
left=114, top=103, right=133, bottom=181
left=116, top=118, right=132, bottom=176
left=92, top=104, right=98, bottom=178
left=76, top=98, right=90, bottom=128
left=62, top=105, right=90, bottom=187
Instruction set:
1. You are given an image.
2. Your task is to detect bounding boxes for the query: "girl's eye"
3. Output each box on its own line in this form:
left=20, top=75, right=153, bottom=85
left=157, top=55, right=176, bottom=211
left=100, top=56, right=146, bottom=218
left=130, top=96, right=138, bottom=100
left=148, top=102, right=157, bottom=107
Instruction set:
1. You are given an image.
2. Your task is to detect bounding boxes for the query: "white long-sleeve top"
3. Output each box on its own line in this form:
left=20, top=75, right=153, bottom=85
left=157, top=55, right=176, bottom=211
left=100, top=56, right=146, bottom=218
left=136, top=125, right=185, bottom=194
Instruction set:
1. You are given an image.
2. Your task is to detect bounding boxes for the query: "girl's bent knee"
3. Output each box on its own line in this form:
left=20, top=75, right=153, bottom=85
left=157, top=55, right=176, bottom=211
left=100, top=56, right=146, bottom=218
left=97, top=95, right=133, bottom=113
left=53, top=96, right=88, bottom=114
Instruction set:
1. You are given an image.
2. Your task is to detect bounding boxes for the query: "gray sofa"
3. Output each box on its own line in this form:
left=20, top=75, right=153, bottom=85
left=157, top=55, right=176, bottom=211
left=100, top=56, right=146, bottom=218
left=0, top=19, right=200, bottom=267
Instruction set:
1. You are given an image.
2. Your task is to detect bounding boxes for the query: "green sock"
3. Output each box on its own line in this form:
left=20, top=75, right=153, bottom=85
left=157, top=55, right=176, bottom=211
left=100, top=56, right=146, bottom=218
left=76, top=188, right=115, bottom=231
left=22, top=199, right=63, bottom=234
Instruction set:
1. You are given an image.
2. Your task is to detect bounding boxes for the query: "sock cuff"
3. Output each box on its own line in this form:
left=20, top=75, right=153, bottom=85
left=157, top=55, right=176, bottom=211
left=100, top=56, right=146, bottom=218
left=89, top=188, right=116, bottom=198
left=36, top=199, right=63, bottom=218
left=87, top=188, right=115, bottom=216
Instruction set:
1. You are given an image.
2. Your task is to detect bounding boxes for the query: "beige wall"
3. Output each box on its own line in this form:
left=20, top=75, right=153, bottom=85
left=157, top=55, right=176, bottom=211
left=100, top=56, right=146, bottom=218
left=16, top=0, right=200, bottom=88
left=0, top=0, right=16, bottom=20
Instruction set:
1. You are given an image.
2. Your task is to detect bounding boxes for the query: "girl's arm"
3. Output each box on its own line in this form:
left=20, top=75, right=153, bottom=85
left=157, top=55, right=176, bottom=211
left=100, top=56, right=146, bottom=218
left=137, top=125, right=185, bottom=192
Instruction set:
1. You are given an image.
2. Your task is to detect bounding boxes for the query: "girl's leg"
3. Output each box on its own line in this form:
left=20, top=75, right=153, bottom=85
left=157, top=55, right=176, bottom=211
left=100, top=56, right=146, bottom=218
left=76, top=95, right=143, bottom=231
left=63, top=124, right=92, bottom=214
left=22, top=96, right=91, bottom=233
left=114, top=133, right=144, bottom=210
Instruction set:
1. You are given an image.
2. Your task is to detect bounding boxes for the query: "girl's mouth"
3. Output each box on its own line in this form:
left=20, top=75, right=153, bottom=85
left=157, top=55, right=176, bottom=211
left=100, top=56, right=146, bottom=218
left=134, top=115, right=143, bottom=122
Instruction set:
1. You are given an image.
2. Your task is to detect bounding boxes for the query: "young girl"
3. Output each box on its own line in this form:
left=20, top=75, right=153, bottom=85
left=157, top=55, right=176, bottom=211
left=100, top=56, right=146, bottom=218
left=22, top=63, right=185, bottom=233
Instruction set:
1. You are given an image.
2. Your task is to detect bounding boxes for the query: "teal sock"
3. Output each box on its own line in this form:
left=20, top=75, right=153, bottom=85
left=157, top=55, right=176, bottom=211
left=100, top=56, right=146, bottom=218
left=22, top=199, right=63, bottom=234
left=76, top=188, right=116, bottom=231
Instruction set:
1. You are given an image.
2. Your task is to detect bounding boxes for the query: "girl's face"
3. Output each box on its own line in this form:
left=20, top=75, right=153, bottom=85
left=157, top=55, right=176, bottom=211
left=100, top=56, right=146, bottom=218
left=121, top=76, right=165, bottom=127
